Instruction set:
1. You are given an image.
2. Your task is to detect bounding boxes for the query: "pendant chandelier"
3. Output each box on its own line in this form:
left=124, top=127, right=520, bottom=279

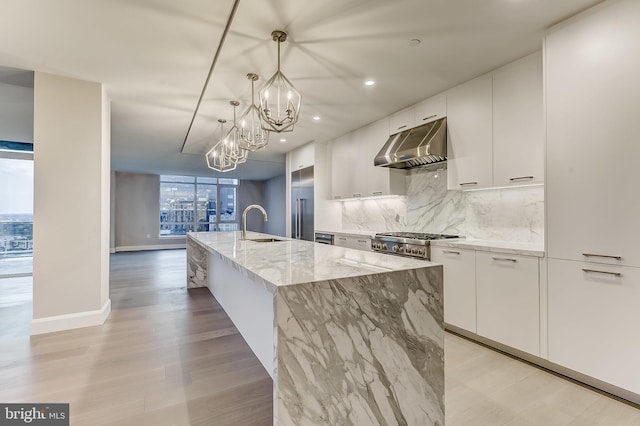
left=206, top=119, right=237, bottom=173
left=258, top=30, right=301, bottom=133
left=238, top=73, right=269, bottom=151
left=224, top=100, right=248, bottom=165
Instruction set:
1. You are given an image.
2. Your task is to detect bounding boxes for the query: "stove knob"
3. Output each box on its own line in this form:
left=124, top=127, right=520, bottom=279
left=373, top=242, right=379, bottom=249
left=399, top=246, right=405, bottom=253
left=418, top=249, right=424, bottom=256
left=382, top=244, right=387, bottom=250
left=392, top=245, right=399, bottom=253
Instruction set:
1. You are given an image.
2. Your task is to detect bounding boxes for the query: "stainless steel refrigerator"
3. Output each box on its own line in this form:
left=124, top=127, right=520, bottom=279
left=291, top=165, right=314, bottom=241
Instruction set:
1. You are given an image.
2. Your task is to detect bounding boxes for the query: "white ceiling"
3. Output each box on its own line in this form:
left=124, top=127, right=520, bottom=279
left=0, top=0, right=602, bottom=180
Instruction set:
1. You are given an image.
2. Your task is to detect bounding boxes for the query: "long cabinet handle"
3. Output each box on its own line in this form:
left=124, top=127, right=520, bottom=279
left=334, top=195, right=342, bottom=199
left=509, top=176, right=534, bottom=182
left=357, top=240, right=368, bottom=243
left=372, top=191, right=383, bottom=196
left=396, top=124, right=407, bottom=130
left=582, top=253, right=622, bottom=260
left=492, top=257, right=517, bottom=262
left=459, top=182, right=478, bottom=187
left=352, top=193, right=362, bottom=198
left=422, top=114, right=437, bottom=121
left=443, top=250, right=460, bottom=255
left=582, top=268, right=621, bottom=277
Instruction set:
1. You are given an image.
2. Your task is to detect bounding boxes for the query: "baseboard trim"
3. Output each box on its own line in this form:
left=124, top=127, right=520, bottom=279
left=115, top=244, right=186, bottom=252
left=30, top=299, right=111, bottom=335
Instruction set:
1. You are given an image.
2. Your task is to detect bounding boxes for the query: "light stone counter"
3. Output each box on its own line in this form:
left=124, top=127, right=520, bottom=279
left=187, top=231, right=444, bottom=426
left=430, top=238, right=545, bottom=257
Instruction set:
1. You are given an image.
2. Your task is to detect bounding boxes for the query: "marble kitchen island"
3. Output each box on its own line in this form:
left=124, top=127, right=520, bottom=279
left=187, top=231, right=444, bottom=426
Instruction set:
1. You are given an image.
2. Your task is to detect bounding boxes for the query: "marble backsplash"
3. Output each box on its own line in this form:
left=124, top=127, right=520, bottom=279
left=342, top=167, right=544, bottom=244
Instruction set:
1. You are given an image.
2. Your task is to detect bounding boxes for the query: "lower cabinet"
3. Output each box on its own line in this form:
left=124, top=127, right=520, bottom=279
left=431, top=247, right=476, bottom=333
left=548, top=258, right=640, bottom=395
left=334, top=234, right=371, bottom=251
left=476, top=252, right=540, bottom=355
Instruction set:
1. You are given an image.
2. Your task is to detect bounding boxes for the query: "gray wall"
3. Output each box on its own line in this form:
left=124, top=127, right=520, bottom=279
left=264, top=174, right=286, bottom=237
left=114, top=172, right=185, bottom=250
left=238, top=180, right=266, bottom=234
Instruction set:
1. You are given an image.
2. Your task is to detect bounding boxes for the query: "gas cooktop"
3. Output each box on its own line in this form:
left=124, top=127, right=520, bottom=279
left=372, top=232, right=460, bottom=259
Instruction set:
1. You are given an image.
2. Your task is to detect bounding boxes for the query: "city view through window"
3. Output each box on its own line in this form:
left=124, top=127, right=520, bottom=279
left=159, top=175, right=239, bottom=236
left=0, top=157, right=33, bottom=276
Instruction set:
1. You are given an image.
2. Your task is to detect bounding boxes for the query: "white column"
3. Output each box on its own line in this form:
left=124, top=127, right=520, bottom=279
left=31, top=72, right=111, bottom=335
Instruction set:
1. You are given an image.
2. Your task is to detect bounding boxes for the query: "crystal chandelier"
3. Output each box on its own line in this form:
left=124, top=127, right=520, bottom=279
left=238, top=73, right=269, bottom=151
left=205, top=119, right=237, bottom=173
left=258, top=30, right=301, bottom=133
left=224, top=100, right=248, bottom=165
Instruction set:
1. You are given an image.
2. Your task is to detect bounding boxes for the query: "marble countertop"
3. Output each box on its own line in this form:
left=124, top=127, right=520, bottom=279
left=430, top=238, right=545, bottom=257
left=188, top=231, right=439, bottom=293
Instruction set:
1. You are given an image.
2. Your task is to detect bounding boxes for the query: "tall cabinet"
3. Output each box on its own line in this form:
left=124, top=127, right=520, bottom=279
left=545, top=0, right=640, bottom=395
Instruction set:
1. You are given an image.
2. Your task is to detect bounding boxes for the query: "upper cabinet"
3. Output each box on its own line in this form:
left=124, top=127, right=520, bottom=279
left=414, top=93, right=447, bottom=126
left=331, top=117, right=406, bottom=200
left=388, top=108, right=415, bottom=135
left=288, top=142, right=314, bottom=171
left=493, top=52, right=544, bottom=186
left=447, top=74, right=494, bottom=189
left=447, top=52, right=544, bottom=190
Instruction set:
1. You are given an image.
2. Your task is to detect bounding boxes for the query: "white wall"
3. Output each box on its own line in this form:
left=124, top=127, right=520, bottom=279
left=32, top=72, right=110, bottom=334
left=264, top=174, right=286, bottom=237
left=0, top=79, right=34, bottom=143
left=341, top=167, right=544, bottom=243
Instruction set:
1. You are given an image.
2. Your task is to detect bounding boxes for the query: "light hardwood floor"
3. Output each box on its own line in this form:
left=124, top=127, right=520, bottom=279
left=0, top=249, right=638, bottom=425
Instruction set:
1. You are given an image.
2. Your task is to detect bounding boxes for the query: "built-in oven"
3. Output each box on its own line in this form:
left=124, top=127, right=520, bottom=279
left=314, top=232, right=335, bottom=245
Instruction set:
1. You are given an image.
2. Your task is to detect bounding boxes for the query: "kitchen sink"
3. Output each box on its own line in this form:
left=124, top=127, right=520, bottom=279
left=247, top=238, right=284, bottom=243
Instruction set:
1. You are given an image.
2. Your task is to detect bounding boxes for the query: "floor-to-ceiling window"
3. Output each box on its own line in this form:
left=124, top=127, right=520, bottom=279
left=0, top=155, right=33, bottom=277
left=159, top=175, right=239, bottom=236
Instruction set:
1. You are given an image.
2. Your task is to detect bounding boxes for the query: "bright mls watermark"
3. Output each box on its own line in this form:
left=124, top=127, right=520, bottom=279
left=1, top=404, right=69, bottom=425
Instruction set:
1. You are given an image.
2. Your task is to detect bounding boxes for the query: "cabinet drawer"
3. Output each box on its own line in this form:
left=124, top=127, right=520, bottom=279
left=476, top=251, right=539, bottom=355
left=334, top=236, right=349, bottom=248
left=431, top=247, right=476, bottom=332
left=548, top=259, right=640, bottom=394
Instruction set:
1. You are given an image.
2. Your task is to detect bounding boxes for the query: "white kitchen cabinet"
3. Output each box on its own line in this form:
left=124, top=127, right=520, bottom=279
left=330, top=118, right=406, bottom=199
left=546, top=0, right=640, bottom=268
left=289, top=142, right=314, bottom=170
left=447, top=74, right=493, bottom=190
left=431, top=246, right=476, bottom=333
left=476, top=251, right=539, bottom=355
left=548, top=258, right=640, bottom=395
left=388, top=108, right=415, bottom=135
left=492, top=52, right=544, bottom=186
left=414, top=93, right=446, bottom=126
left=333, top=233, right=371, bottom=251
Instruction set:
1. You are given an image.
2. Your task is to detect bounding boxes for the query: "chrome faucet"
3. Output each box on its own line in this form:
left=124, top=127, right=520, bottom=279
left=242, top=204, right=268, bottom=240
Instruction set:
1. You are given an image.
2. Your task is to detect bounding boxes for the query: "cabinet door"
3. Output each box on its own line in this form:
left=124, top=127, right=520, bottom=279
left=546, top=0, right=640, bottom=267
left=389, top=108, right=415, bottom=135
left=447, top=75, right=493, bottom=190
left=351, top=237, right=371, bottom=252
left=289, top=142, right=314, bottom=171
left=476, top=251, right=539, bottom=355
left=548, top=259, right=640, bottom=394
left=361, top=118, right=407, bottom=197
left=431, top=247, right=476, bottom=333
left=330, top=135, right=355, bottom=200
left=493, top=52, right=543, bottom=186
left=414, top=93, right=446, bottom=125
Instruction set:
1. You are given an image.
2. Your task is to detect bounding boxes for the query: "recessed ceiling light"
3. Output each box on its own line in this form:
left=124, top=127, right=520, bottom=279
left=408, top=38, right=421, bottom=47
left=364, top=79, right=375, bottom=86
left=279, top=138, right=286, bottom=143
left=313, top=116, right=321, bottom=121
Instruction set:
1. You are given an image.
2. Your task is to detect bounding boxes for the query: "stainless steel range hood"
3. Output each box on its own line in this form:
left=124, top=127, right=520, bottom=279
left=374, top=117, right=447, bottom=169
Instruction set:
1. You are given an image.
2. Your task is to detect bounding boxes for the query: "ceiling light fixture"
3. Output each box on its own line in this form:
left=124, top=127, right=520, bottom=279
left=238, top=73, right=269, bottom=151
left=313, top=116, right=321, bottom=121
left=225, top=100, right=248, bottom=165
left=365, top=79, right=375, bottom=86
left=206, top=119, right=237, bottom=173
left=408, top=38, right=421, bottom=47
left=259, top=30, right=301, bottom=133
left=280, top=138, right=286, bottom=142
